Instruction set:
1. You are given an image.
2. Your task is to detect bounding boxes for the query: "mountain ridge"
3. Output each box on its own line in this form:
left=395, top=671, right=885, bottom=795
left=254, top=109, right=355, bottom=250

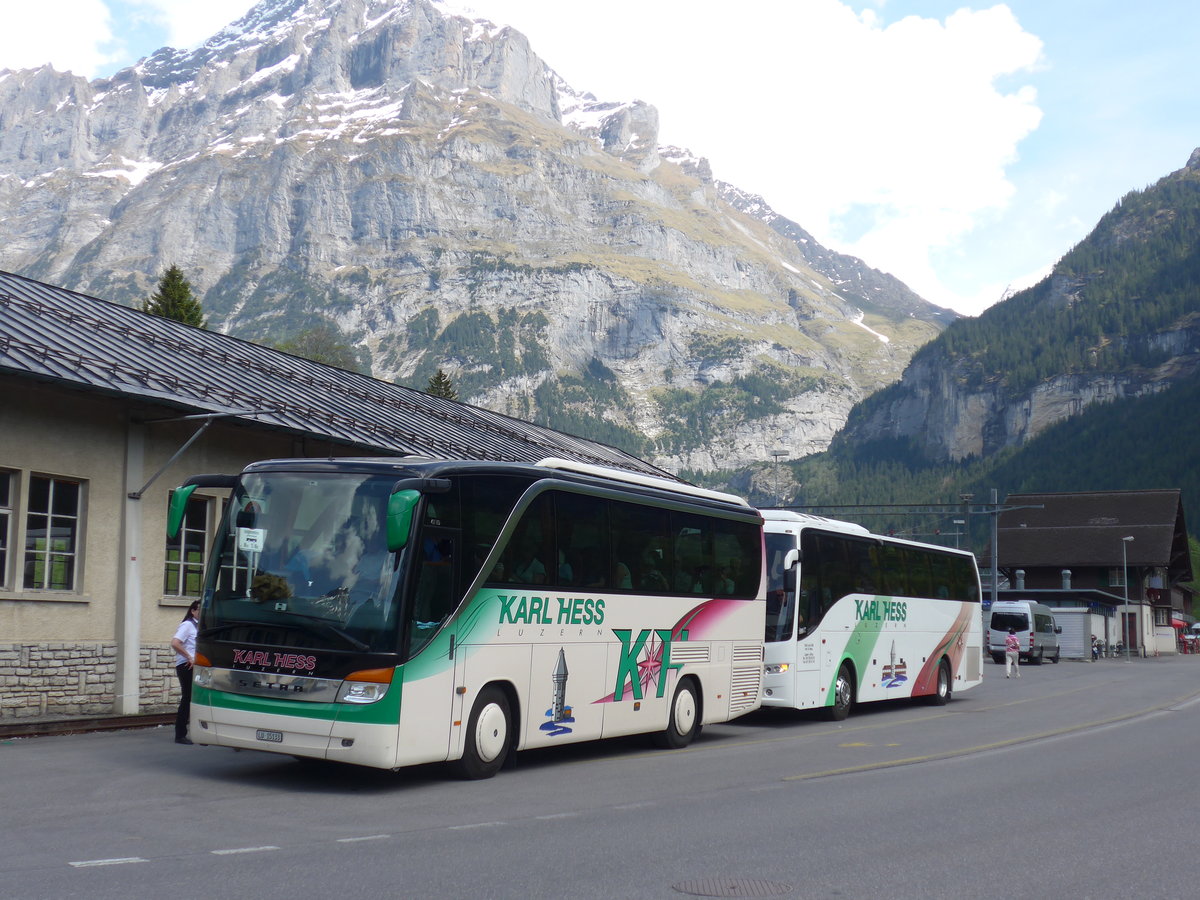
left=0, top=0, right=951, bottom=473
left=832, top=146, right=1200, bottom=463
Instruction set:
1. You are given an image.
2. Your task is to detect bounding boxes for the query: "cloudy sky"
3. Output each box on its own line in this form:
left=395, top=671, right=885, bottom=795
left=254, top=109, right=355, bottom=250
left=2, top=0, right=1196, bottom=316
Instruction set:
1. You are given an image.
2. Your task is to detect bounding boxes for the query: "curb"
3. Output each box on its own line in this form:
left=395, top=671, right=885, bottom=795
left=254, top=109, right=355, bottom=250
left=0, top=714, right=174, bottom=740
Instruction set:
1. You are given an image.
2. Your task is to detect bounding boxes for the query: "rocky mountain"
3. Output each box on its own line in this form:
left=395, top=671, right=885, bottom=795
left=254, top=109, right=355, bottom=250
left=0, top=0, right=952, bottom=473
left=835, top=148, right=1200, bottom=463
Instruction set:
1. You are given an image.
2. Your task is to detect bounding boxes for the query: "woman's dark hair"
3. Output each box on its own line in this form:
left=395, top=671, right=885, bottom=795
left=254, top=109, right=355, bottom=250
left=181, top=600, right=200, bottom=622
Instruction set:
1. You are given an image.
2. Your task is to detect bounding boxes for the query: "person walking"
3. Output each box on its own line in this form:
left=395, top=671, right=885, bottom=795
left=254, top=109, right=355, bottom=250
left=1004, top=627, right=1021, bottom=678
left=171, top=600, right=200, bottom=744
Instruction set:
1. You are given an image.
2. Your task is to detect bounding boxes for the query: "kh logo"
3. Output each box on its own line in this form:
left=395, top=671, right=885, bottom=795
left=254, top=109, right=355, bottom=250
left=612, top=628, right=689, bottom=700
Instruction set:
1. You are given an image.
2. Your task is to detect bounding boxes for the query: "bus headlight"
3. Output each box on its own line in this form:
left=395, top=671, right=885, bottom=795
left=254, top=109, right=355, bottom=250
left=337, top=681, right=389, bottom=704
left=764, top=663, right=790, bottom=675
left=194, top=666, right=213, bottom=688
left=337, top=668, right=394, bottom=704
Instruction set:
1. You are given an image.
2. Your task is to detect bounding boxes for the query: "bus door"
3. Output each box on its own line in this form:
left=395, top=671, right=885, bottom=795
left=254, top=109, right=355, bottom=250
left=396, top=525, right=462, bottom=767
left=789, top=557, right=822, bottom=710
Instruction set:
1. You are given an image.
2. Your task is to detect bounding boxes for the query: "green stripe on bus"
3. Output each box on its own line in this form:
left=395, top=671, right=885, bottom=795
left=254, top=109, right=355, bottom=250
left=196, top=681, right=403, bottom=726
left=827, top=601, right=887, bottom=705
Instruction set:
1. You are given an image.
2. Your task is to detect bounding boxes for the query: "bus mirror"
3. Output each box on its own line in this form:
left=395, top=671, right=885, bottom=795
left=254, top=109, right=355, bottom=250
left=782, top=548, right=799, bottom=591
left=167, top=484, right=198, bottom=539
left=387, top=489, right=421, bottom=552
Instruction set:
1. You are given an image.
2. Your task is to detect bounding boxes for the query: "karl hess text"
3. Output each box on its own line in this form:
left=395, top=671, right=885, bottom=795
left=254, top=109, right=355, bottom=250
left=232, top=648, right=318, bottom=671
left=498, top=594, right=605, bottom=626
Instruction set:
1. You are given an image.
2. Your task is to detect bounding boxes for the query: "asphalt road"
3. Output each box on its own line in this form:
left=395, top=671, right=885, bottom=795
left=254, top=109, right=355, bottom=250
left=3, top=655, right=1198, bottom=900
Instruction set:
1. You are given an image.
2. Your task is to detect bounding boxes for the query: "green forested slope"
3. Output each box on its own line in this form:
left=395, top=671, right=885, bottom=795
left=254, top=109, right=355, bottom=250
left=782, top=370, right=1200, bottom=529
left=918, top=165, right=1200, bottom=393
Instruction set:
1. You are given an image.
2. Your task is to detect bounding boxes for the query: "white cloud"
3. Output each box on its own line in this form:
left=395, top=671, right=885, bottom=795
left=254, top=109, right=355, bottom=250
left=5, top=0, right=1049, bottom=315
left=465, top=1, right=1045, bottom=315
left=0, top=0, right=116, bottom=76
left=126, top=0, right=257, bottom=49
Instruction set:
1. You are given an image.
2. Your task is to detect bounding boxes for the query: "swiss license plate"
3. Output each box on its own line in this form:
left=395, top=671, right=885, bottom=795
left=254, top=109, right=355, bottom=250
left=255, top=729, right=284, bottom=743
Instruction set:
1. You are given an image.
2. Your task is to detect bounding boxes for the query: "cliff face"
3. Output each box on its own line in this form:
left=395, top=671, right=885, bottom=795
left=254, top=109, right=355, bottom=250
left=838, top=150, right=1200, bottom=463
left=0, top=0, right=950, bottom=472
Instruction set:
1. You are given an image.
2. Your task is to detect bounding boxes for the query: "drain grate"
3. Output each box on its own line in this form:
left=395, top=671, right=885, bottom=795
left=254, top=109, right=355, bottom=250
left=672, top=878, right=793, bottom=897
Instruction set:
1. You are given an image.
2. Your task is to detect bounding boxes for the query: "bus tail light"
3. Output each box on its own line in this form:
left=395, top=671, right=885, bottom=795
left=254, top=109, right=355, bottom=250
left=764, top=663, right=790, bottom=675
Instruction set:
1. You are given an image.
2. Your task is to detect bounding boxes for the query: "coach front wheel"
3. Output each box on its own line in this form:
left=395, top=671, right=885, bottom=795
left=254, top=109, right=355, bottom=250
left=456, top=686, right=511, bottom=779
left=825, top=663, right=854, bottom=721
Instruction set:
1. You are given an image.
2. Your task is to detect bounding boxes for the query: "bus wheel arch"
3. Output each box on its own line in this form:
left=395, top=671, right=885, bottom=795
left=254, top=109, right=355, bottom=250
left=653, top=675, right=702, bottom=749
left=824, top=661, right=855, bottom=721
left=455, top=682, right=519, bottom=779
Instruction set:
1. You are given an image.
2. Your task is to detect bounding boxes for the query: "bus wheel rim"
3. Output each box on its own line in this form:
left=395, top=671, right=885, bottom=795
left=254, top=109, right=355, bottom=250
left=674, top=686, right=696, bottom=733
left=835, top=674, right=851, bottom=708
left=475, top=702, right=508, bottom=763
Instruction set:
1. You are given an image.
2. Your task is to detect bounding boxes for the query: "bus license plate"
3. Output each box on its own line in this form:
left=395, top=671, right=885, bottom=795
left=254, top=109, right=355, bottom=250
left=256, top=729, right=284, bottom=743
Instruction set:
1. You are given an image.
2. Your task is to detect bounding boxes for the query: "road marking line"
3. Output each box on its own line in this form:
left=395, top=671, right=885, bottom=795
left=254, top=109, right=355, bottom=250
left=69, top=857, right=147, bottom=867
left=783, top=689, right=1200, bottom=781
left=448, top=822, right=505, bottom=831
left=211, top=846, right=280, bottom=855
left=534, top=812, right=579, bottom=820
left=337, top=834, right=391, bottom=843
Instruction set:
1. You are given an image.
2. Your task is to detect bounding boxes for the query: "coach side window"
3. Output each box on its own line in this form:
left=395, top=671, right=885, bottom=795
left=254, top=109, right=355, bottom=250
left=712, top=518, right=761, bottom=599
left=611, top=501, right=670, bottom=593
left=497, top=493, right=554, bottom=585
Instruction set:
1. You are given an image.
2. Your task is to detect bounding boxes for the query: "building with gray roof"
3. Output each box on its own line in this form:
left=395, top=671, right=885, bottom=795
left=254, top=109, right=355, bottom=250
left=0, top=270, right=673, bottom=724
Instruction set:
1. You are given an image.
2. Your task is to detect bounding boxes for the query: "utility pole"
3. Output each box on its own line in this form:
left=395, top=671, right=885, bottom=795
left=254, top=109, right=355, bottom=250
left=960, top=491, right=1042, bottom=608
left=769, top=449, right=789, bottom=506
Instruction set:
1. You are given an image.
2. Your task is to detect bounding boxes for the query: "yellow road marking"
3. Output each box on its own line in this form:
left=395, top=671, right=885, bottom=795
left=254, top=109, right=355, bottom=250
left=783, top=689, right=1200, bottom=781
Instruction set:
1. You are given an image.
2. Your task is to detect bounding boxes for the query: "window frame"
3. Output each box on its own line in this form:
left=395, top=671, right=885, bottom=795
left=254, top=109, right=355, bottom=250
left=0, top=470, right=13, bottom=590
left=22, top=473, right=85, bottom=592
left=163, top=490, right=214, bottom=600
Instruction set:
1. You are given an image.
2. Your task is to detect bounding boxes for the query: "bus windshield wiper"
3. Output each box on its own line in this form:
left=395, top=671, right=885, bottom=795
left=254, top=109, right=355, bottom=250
left=199, top=620, right=264, bottom=639
left=201, top=616, right=369, bottom=652
left=274, top=611, right=370, bottom=652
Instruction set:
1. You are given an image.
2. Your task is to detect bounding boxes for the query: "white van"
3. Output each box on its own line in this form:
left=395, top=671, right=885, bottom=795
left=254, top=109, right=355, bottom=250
left=988, top=600, right=1061, bottom=665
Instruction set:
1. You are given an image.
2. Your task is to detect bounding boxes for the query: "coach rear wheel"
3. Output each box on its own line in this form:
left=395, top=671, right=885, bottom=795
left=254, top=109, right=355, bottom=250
left=653, top=678, right=700, bottom=749
left=456, top=686, right=511, bottom=779
left=927, top=659, right=952, bottom=706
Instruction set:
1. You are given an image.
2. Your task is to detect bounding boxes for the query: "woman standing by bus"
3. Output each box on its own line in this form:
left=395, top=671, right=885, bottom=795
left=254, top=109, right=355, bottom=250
left=171, top=600, right=200, bottom=744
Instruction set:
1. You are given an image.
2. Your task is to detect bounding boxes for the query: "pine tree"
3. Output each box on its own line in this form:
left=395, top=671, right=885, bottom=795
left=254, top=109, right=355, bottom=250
left=142, top=265, right=207, bottom=328
left=427, top=368, right=458, bottom=400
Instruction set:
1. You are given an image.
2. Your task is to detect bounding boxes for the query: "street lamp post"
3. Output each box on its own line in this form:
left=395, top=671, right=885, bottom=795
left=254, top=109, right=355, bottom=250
left=952, top=519, right=965, bottom=550
left=1122, top=536, right=1134, bottom=662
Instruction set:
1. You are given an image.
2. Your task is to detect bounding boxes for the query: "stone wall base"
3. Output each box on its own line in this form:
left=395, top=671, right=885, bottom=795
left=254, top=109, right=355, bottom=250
left=0, top=642, right=179, bottom=721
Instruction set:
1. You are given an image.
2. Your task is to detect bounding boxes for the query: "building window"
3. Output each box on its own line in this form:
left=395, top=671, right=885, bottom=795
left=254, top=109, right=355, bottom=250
left=1108, top=567, right=1126, bottom=588
left=1154, top=608, right=1169, bottom=627
left=165, top=491, right=212, bottom=598
left=0, top=471, right=12, bottom=589
left=23, top=475, right=82, bottom=591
